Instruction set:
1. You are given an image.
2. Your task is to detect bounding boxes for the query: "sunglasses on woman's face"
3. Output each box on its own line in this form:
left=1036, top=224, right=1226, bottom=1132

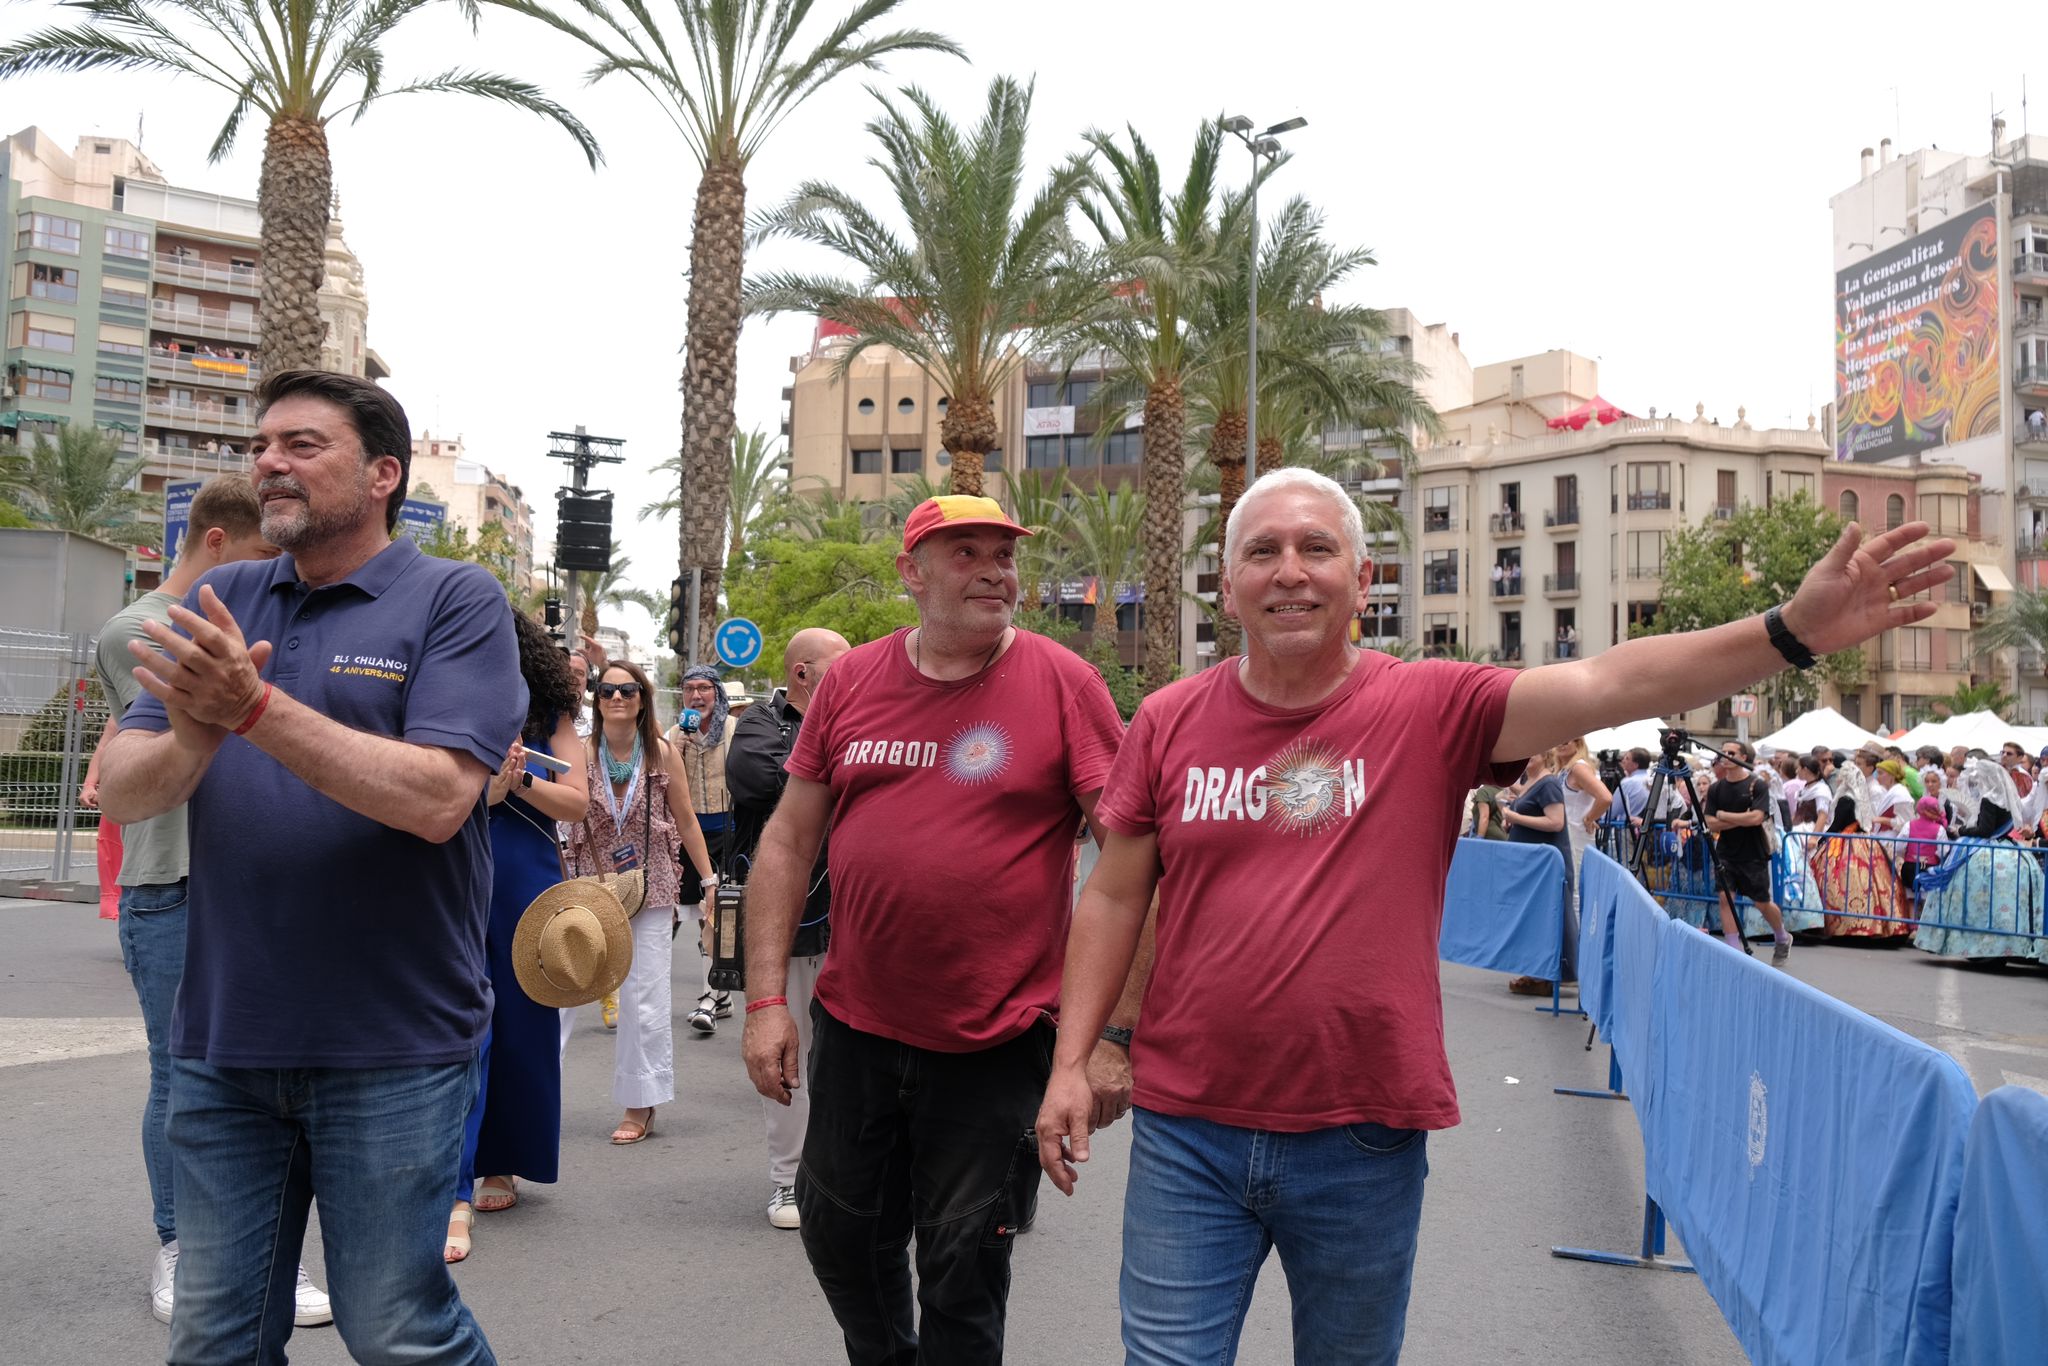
left=598, top=682, right=642, bottom=700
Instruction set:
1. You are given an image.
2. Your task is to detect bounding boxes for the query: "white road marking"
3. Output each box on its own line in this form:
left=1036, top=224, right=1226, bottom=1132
left=1932, top=970, right=1973, bottom=1073
left=0, top=1017, right=147, bottom=1069
left=2000, top=1071, right=2048, bottom=1096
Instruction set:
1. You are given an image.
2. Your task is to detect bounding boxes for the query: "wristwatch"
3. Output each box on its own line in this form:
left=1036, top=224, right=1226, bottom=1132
left=1100, top=1024, right=1134, bottom=1047
left=519, top=771, right=533, bottom=789
left=1764, top=604, right=1817, bottom=671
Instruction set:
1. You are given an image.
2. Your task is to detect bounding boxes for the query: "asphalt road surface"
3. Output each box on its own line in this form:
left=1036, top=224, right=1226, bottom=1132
left=2, top=895, right=2038, bottom=1364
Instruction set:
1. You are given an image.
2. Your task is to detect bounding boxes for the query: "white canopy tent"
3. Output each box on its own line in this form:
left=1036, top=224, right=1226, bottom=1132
left=1895, top=710, right=2048, bottom=757
left=1752, top=707, right=1886, bottom=756
left=1584, top=718, right=1669, bottom=754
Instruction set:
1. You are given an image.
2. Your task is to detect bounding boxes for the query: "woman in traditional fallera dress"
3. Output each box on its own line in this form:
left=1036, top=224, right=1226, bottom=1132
left=1808, top=765, right=1913, bottom=939
left=1914, top=757, right=2048, bottom=962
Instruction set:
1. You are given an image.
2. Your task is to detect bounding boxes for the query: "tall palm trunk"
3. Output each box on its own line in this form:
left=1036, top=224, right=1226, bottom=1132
left=940, top=395, right=998, bottom=497
left=680, top=159, right=747, bottom=660
left=257, top=117, right=332, bottom=374
left=1141, top=379, right=1185, bottom=690
left=1209, top=409, right=1249, bottom=658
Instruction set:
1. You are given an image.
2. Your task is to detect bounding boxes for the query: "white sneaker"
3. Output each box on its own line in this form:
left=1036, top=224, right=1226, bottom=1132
left=294, top=1264, right=332, bottom=1327
left=150, top=1240, right=178, bottom=1324
left=687, top=996, right=717, bottom=1035
left=766, top=1185, right=800, bottom=1230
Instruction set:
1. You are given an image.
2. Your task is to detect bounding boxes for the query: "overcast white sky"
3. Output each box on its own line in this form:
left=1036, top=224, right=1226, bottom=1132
left=3, top=0, right=2040, bottom=646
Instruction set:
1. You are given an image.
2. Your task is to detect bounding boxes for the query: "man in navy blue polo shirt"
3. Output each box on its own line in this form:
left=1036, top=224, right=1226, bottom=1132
left=100, top=370, right=523, bottom=1365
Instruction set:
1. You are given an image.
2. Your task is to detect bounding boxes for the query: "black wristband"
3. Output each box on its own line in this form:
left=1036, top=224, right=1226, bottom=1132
left=520, top=770, right=534, bottom=789
left=1764, top=604, right=1817, bottom=671
left=1100, top=1024, right=1134, bottom=1047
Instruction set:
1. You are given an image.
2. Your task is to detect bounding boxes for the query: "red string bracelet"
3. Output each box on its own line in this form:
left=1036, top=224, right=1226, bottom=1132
left=232, top=682, right=274, bottom=736
left=744, top=996, right=787, bottom=1015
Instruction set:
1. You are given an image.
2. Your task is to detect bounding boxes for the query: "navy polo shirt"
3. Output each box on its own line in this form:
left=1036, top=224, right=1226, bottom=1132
left=123, top=538, right=526, bottom=1068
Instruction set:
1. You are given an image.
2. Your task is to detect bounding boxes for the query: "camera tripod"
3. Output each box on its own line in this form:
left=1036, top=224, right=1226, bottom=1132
left=1626, top=732, right=1756, bottom=955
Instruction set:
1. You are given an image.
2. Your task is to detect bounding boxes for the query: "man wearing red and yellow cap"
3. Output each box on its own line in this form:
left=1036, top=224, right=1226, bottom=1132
left=742, top=495, right=1138, bottom=1362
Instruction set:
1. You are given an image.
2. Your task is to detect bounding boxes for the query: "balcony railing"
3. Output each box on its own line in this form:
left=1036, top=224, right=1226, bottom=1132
left=148, top=352, right=262, bottom=391
left=1544, top=571, right=1580, bottom=594
left=150, top=297, right=260, bottom=341
left=145, top=397, right=255, bottom=436
left=1545, top=505, right=1580, bottom=528
left=1711, top=505, right=1736, bottom=520
left=1626, top=491, right=1673, bottom=511
left=1421, top=510, right=1454, bottom=534
left=1490, top=577, right=1524, bottom=599
left=2018, top=366, right=2048, bottom=393
left=2022, top=426, right=2048, bottom=450
left=2021, top=647, right=2045, bottom=677
left=2015, top=252, right=2048, bottom=282
left=154, top=252, right=262, bottom=295
left=1498, top=644, right=1524, bottom=664
left=1490, top=511, right=1524, bottom=535
left=1423, top=574, right=1458, bottom=596
left=1545, top=641, right=1582, bottom=662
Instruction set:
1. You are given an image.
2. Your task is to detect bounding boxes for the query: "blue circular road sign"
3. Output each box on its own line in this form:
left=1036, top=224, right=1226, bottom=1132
left=713, top=617, right=764, bottom=669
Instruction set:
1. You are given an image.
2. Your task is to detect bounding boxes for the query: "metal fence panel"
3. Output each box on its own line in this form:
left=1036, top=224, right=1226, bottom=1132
left=0, top=628, right=110, bottom=887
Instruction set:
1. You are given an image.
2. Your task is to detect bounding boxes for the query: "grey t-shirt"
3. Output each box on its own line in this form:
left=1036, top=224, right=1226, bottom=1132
left=94, top=590, right=188, bottom=886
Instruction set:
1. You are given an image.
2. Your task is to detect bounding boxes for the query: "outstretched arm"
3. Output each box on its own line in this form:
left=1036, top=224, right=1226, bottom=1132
left=1494, top=522, right=1954, bottom=763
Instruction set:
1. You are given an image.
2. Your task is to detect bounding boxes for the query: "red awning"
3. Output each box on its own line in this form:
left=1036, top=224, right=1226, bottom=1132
left=1545, top=396, right=1635, bottom=431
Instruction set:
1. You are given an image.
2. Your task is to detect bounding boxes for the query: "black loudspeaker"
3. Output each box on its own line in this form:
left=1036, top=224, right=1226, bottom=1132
left=557, top=490, right=613, bottom=573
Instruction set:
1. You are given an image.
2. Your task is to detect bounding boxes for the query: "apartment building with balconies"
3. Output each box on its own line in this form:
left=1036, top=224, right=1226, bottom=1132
left=1823, top=462, right=2008, bottom=732
left=1, top=125, right=385, bottom=590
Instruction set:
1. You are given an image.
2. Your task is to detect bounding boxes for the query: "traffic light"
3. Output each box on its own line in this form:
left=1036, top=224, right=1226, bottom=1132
left=666, top=576, right=687, bottom=653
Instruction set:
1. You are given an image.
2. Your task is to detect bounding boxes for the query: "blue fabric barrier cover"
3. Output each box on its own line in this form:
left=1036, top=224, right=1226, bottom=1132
left=1607, top=878, right=1671, bottom=1137
left=1648, top=913, right=1977, bottom=1366
left=1439, top=837, right=1566, bottom=979
left=1951, top=1086, right=2048, bottom=1366
left=1577, top=851, right=1630, bottom=1041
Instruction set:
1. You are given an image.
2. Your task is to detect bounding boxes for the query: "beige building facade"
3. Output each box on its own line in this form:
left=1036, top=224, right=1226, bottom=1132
left=408, top=431, right=537, bottom=589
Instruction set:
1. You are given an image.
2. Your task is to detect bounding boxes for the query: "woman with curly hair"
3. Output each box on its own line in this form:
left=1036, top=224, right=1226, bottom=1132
left=447, top=612, right=589, bottom=1262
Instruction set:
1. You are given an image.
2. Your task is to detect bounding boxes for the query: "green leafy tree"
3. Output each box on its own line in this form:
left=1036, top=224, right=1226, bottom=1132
left=4, top=427, right=157, bottom=546
left=0, top=0, right=597, bottom=373
left=1002, top=468, right=1070, bottom=609
left=1979, top=588, right=2048, bottom=678
left=488, top=0, right=958, bottom=661
left=1057, top=484, right=1144, bottom=600
left=748, top=75, right=1106, bottom=498
left=417, top=518, right=519, bottom=590
left=724, top=536, right=917, bottom=676
left=1649, top=492, right=1864, bottom=720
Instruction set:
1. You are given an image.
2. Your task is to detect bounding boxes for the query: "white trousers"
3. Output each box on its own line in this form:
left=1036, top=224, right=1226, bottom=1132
left=751, top=952, right=823, bottom=1188
left=612, top=906, right=676, bottom=1109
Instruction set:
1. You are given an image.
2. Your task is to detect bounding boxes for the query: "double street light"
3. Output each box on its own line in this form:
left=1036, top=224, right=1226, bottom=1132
left=1220, top=115, right=1307, bottom=484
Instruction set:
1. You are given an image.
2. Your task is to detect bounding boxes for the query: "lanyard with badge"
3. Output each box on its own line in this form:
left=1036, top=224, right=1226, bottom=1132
left=595, top=741, right=652, bottom=874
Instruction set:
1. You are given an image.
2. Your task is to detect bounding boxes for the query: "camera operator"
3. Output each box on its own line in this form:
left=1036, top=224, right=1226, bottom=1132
left=1704, top=740, right=1793, bottom=960
left=724, top=629, right=848, bottom=1230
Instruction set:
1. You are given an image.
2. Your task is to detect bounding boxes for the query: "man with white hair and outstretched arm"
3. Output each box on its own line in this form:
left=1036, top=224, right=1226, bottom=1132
left=1036, top=467, right=1955, bottom=1365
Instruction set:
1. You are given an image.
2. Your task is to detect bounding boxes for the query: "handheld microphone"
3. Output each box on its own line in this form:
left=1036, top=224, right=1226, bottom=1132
left=677, top=707, right=702, bottom=734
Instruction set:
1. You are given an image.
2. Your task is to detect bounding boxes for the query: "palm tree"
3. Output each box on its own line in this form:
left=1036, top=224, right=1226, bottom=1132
left=1058, top=484, right=1144, bottom=606
left=773, top=482, right=878, bottom=544
left=1004, top=468, right=1069, bottom=611
left=1980, top=590, right=2048, bottom=672
left=486, top=0, right=960, bottom=660
left=1074, top=119, right=1244, bottom=691
left=1186, top=195, right=1440, bottom=655
left=640, top=427, right=792, bottom=576
left=748, top=76, right=1107, bottom=501
left=4, top=426, right=157, bottom=546
left=571, top=541, right=661, bottom=637
left=0, top=0, right=598, bottom=374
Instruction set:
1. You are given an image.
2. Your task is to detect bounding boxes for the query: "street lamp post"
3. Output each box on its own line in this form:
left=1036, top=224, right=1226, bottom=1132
left=1220, top=115, right=1306, bottom=485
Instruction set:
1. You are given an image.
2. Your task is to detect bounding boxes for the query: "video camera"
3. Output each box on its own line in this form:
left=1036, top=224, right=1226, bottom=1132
left=1595, top=748, right=1624, bottom=794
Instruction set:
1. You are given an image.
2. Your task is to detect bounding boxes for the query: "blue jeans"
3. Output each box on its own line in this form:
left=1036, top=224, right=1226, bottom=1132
left=165, top=1055, right=496, bottom=1366
left=1120, top=1107, right=1429, bottom=1366
left=117, top=879, right=188, bottom=1246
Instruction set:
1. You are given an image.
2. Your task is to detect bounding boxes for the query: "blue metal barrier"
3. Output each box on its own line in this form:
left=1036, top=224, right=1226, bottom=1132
left=1597, top=819, right=2048, bottom=961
